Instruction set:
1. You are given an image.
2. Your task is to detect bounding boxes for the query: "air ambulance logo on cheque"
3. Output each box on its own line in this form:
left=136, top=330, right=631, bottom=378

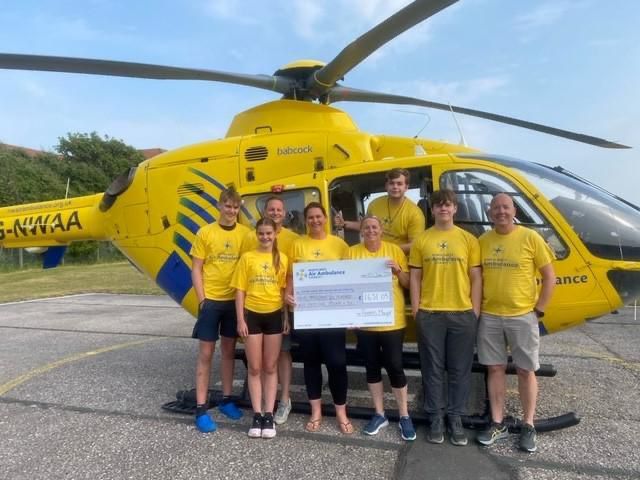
left=304, top=267, right=346, bottom=280
left=296, top=269, right=307, bottom=281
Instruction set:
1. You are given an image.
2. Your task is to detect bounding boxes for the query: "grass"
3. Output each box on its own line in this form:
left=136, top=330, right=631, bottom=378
left=0, top=262, right=163, bottom=303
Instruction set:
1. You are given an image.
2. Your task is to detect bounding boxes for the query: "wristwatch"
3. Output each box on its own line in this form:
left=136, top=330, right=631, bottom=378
left=533, top=307, right=545, bottom=318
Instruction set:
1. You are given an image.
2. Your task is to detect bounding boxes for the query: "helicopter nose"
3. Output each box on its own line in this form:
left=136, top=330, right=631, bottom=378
left=607, top=270, right=640, bottom=305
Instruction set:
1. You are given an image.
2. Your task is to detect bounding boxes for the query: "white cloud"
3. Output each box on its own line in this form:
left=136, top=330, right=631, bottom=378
left=20, top=79, right=48, bottom=99
left=290, top=0, right=326, bottom=40
left=382, top=74, right=510, bottom=106
left=515, top=2, right=571, bottom=31
left=200, top=0, right=260, bottom=25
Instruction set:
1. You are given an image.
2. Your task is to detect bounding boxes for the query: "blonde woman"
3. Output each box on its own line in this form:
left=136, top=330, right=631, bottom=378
left=349, top=215, right=416, bottom=441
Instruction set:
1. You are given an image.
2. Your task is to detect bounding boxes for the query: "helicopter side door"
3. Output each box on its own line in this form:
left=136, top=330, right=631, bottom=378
left=326, top=165, right=433, bottom=246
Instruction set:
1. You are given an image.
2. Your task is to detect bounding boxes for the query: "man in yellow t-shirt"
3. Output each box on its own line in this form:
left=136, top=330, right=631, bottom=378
left=242, top=196, right=299, bottom=425
left=409, top=189, right=481, bottom=446
left=476, top=193, right=555, bottom=453
left=190, top=188, right=249, bottom=433
left=335, top=168, right=425, bottom=254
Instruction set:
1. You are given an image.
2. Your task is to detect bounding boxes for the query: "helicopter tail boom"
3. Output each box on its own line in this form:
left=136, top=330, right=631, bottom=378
left=0, top=194, right=108, bottom=249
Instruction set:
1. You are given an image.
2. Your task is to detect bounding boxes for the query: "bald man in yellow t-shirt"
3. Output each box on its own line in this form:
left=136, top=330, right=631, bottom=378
left=476, top=193, right=555, bottom=453
left=409, top=189, right=481, bottom=446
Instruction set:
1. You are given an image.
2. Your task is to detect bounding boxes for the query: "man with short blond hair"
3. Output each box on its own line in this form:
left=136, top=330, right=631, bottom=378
left=190, top=188, right=249, bottom=433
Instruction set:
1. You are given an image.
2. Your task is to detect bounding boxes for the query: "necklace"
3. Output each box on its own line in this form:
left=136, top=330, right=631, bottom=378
left=386, top=196, right=405, bottom=228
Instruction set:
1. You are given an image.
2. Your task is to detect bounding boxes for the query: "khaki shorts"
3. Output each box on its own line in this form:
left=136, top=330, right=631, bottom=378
left=477, top=312, right=540, bottom=371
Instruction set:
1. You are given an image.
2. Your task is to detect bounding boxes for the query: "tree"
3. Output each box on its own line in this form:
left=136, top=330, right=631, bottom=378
left=54, top=132, right=144, bottom=196
left=0, top=147, right=65, bottom=205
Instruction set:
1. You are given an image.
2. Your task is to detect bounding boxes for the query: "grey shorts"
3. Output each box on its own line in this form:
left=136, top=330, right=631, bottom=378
left=477, top=312, right=540, bottom=371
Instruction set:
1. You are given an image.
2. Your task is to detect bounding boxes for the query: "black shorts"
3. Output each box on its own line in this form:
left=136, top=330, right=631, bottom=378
left=246, top=309, right=284, bottom=335
left=192, top=299, right=237, bottom=342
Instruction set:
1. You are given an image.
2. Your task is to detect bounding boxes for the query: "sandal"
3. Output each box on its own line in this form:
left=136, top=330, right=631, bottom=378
left=305, top=418, right=322, bottom=432
left=338, top=420, right=354, bottom=435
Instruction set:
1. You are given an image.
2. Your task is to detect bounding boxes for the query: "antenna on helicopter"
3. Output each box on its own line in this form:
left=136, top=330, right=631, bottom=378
left=392, top=109, right=431, bottom=139
left=449, top=102, right=467, bottom=147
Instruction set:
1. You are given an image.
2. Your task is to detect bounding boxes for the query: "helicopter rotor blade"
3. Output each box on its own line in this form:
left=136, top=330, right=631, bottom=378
left=328, top=85, right=630, bottom=149
left=309, top=0, right=458, bottom=96
left=0, top=53, right=292, bottom=94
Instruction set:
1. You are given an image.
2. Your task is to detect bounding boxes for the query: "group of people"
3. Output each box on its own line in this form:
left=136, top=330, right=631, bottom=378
left=189, top=168, right=555, bottom=453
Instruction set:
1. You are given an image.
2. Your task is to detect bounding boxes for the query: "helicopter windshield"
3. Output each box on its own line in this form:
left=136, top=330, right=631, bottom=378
left=466, top=155, right=640, bottom=262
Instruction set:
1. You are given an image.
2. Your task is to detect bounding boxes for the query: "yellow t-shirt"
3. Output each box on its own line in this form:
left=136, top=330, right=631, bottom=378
left=409, top=226, right=481, bottom=311
left=480, top=226, right=555, bottom=316
left=230, top=250, right=288, bottom=313
left=349, top=242, right=408, bottom=332
left=190, top=222, right=250, bottom=301
left=290, top=234, right=349, bottom=264
left=367, top=196, right=426, bottom=246
left=242, top=227, right=299, bottom=261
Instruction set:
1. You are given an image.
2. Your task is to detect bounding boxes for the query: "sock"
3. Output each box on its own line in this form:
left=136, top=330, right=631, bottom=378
left=195, top=403, right=207, bottom=416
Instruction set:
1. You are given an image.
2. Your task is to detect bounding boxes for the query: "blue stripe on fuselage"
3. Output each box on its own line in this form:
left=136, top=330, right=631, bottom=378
left=156, top=251, right=192, bottom=304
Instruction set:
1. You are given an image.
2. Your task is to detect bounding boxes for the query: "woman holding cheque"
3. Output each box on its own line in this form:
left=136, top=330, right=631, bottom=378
left=287, top=202, right=353, bottom=434
left=231, top=218, right=288, bottom=439
left=348, top=215, right=416, bottom=441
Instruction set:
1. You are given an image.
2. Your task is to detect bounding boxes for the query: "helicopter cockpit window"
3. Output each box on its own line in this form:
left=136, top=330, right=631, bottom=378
left=239, top=188, right=320, bottom=235
left=439, top=169, right=568, bottom=259
left=494, top=159, right=640, bottom=262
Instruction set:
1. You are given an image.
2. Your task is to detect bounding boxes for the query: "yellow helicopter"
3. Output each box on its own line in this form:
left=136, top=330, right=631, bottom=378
left=1, top=0, right=639, bottom=345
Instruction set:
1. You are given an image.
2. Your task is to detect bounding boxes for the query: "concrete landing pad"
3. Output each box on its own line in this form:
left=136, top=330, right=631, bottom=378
left=1, top=294, right=638, bottom=479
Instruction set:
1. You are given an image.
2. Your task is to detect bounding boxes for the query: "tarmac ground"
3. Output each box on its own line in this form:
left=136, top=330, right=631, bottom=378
left=1, top=294, right=639, bottom=480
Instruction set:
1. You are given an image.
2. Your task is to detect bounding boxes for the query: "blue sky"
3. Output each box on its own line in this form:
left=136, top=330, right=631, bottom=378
left=1, top=0, right=639, bottom=204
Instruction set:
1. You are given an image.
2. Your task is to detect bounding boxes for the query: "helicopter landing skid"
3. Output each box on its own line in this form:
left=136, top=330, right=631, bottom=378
left=161, top=347, right=580, bottom=433
left=161, top=391, right=580, bottom=433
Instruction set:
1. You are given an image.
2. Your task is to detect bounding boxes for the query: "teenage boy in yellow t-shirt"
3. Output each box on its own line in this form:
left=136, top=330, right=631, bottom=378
left=409, top=189, right=481, bottom=446
left=476, top=193, right=555, bottom=453
left=190, top=188, right=249, bottom=433
left=335, top=168, right=425, bottom=254
left=242, top=196, right=299, bottom=425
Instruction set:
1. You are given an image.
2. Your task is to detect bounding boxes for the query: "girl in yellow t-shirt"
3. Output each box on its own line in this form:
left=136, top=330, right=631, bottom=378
left=231, top=218, right=288, bottom=439
left=348, top=215, right=416, bottom=440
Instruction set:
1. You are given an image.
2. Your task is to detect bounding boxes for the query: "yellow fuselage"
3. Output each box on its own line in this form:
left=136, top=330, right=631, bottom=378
left=2, top=100, right=638, bottom=337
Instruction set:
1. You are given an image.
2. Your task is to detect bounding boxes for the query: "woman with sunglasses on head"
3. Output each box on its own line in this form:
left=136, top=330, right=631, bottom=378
left=231, top=218, right=288, bottom=439
left=286, top=202, right=353, bottom=434
left=349, top=215, right=416, bottom=441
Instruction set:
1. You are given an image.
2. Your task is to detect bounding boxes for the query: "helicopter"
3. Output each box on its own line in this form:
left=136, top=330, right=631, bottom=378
left=1, top=0, right=639, bottom=344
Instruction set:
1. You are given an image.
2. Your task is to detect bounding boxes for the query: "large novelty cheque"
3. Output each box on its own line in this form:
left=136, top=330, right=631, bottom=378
left=293, top=258, right=393, bottom=329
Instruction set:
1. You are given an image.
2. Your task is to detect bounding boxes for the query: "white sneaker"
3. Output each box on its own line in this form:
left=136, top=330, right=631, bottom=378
left=261, top=414, right=276, bottom=439
left=274, top=399, right=292, bottom=425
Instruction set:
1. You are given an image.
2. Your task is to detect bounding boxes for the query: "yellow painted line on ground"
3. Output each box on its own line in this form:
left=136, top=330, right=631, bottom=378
left=572, top=347, right=640, bottom=373
left=0, top=338, right=163, bottom=396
